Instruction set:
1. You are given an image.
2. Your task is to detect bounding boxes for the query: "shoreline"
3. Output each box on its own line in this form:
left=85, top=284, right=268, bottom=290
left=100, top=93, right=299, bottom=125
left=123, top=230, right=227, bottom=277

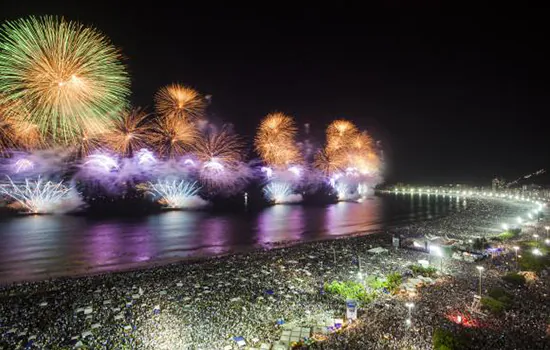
left=0, top=194, right=533, bottom=287
left=0, top=227, right=387, bottom=288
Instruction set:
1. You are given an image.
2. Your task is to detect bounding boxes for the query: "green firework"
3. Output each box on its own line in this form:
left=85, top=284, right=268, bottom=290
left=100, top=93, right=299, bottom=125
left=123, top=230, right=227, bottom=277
left=0, top=16, right=130, bottom=146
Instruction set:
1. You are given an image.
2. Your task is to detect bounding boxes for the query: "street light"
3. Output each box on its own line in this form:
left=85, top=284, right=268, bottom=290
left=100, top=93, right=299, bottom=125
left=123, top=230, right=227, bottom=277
left=513, top=246, right=520, bottom=270
left=533, top=234, right=539, bottom=242
left=476, top=266, right=484, bottom=296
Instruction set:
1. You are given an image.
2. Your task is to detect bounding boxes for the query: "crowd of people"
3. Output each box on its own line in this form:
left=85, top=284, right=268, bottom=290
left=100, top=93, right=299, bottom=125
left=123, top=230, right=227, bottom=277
left=0, top=196, right=548, bottom=349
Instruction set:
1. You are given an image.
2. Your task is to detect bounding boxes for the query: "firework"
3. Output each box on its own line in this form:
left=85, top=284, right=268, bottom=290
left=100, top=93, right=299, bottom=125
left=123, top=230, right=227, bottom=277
left=357, top=183, right=369, bottom=196
left=261, top=166, right=273, bottom=178
left=0, top=99, right=43, bottom=151
left=335, top=182, right=350, bottom=201
left=255, top=112, right=300, bottom=167
left=136, top=148, right=157, bottom=166
left=11, top=120, right=43, bottom=150
left=326, top=119, right=359, bottom=153
left=0, top=16, right=130, bottom=145
left=318, top=119, right=380, bottom=176
left=105, top=108, right=153, bottom=157
left=14, top=158, right=34, bottom=173
left=314, top=149, right=345, bottom=176
left=194, top=126, right=243, bottom=167
left=151, top=117, right=197, bottom=159
left=0, top=110, right=13, bottom=154
left=263, top=182, right=303, bottom=204
left=193, top=126, right=248, bottom=191
left=155, top=84, right=205, bottom=122
left=147, top=179, right=205, bottom=209
left=0, top=177, right=79, bottom=213
left=84, top=153, right=119, bottom=172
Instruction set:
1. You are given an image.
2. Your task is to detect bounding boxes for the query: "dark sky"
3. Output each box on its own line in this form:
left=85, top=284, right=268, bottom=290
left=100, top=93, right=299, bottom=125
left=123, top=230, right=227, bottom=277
left=2, top=2, right=548, bottom=185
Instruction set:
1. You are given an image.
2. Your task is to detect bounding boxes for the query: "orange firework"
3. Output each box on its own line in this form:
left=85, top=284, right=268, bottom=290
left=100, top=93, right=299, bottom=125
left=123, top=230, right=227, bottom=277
left=0, top=99, right=43, bottom=151
left=11, top=120, right=44, bottom=150
left=317, top=119, right=380, bottom=176
left=74, top=129, right=102, bottom=158
left=193, top=126, right=243, bottom=165
left=154, top=84, right=205, bottom=122
left=0, top=114, right=14, bottom=154
left=326, top=119, right=359, bottom=153
left=105, top=108, right=153, bottom=157
left=151, top=116, right=197, bottom=158
left=314, top=149, right=345, bottom=176
left=255, top=112, right=300, bottom=167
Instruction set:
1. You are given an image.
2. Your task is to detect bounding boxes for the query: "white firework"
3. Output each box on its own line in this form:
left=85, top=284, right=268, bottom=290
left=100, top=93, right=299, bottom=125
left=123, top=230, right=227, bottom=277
left=357, top=183, right=369, bottom=197
left=0, top=177, right=76, bottom=213
left=147, top=180, right=203, bottom=208
left=335, top=182, right=349, bottom=201
left=263, top=182, right=302, bottom=204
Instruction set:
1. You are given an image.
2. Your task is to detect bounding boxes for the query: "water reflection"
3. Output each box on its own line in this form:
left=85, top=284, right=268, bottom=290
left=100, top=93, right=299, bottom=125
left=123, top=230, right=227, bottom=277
left=0, top=195, right=461, bottom=284
left=256, top=205, right=305, bottom=246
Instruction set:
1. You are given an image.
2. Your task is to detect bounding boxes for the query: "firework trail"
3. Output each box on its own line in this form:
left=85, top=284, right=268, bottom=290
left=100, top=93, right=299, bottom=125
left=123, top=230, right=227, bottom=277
left=146, top=179, right=207, bottom=209
left=151, top=117, right=197, bottom=159
left=155, top=84, right=205, bottom=122
left=0, top=16, right=130, bottom=145
left=73, top=129, right=103, bottom=158
left=105, top=108, right=153, bottom=157
left=0, top=177, right=82, bottom=213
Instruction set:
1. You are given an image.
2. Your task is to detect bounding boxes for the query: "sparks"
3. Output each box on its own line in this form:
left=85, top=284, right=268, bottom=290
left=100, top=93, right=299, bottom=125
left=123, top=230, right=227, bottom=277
left=0, top=177, right=76, bottom=213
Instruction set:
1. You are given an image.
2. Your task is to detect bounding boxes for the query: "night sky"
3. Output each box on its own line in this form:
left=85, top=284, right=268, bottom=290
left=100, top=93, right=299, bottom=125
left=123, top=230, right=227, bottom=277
left=2, top=3, right=548, bottom=185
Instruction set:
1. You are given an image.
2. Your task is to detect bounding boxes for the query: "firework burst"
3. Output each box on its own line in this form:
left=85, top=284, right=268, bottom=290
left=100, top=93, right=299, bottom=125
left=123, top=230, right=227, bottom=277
left=193, top=126, right=248, bottom=191
left=194, top=126, right=243, bottom=166
left=0, top=177, right=80, bottom=213
left=155, top=84, right=205, bottom=122
left=326, top=119, right=359, bottom=153
left=105, top=108, right=153, bottom=157
left=255, top=112, right=300, bottom=168
left=263, top=182, right=303, bottom=204
left=314, top=149, right=345, bottom=176
left=0, top=99, right=43, bottom=151
left=151, top=117, right=197, bottom=159
left=0, top=16, right=130, bottom=145
left=147, top=179, right=205, bottom=209
left=0, top=109, right=14, bottom=154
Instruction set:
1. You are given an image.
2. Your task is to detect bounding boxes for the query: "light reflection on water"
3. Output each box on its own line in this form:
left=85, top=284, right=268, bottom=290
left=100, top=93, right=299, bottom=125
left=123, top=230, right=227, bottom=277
left=0, top=194, right=459, bottom=284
